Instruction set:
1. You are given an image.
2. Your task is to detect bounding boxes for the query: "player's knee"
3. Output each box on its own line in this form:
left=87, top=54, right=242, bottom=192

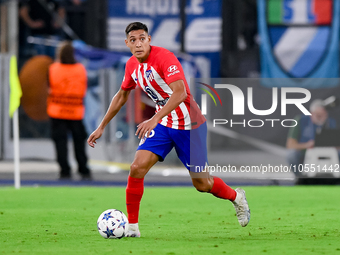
left=130, top=163, right=147, bottom=178
left=130, top=163, right=143, bottom=173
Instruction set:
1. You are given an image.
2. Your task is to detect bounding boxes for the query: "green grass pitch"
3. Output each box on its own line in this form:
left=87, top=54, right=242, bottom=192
left=1, top=186, right=340, bottom=254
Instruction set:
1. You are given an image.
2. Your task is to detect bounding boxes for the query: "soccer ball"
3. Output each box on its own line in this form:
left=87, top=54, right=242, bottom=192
left=97, top=209, right=128, bottom=239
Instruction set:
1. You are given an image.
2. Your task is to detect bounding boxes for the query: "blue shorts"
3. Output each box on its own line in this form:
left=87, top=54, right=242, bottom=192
left=137, top=122, right=208, bottom=172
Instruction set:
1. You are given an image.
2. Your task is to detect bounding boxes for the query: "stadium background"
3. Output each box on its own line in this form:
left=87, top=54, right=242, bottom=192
left=1, top=0, right=340, bottom=184
left=1, top=1, right=340, bottom=254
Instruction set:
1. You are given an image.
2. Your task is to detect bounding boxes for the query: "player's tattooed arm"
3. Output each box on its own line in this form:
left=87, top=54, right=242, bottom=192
left=135, top=79, right=187, bottom=139
left=87, top=89, right=131, bottom=148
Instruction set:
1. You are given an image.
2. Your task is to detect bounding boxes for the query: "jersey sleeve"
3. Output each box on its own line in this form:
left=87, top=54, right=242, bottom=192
left=121, top=61, right=136, bottom=91
left=161, top=52, right=186, bottom=85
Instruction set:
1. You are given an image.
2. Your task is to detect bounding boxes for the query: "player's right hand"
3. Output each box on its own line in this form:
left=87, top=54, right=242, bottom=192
left=87, top=128, right=103, bottom=148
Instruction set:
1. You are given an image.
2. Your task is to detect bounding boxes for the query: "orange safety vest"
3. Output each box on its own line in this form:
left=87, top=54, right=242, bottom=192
left=47, top=63, right=87, bottom=120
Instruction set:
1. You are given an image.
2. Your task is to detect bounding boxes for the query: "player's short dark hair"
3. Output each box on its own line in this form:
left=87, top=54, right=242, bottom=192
left=56, top=41, right=76, bottom=64
left=125, top=22, right=148, bottom=37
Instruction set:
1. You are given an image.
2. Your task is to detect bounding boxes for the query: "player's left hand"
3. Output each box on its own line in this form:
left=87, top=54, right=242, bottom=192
left=135, top=117, right=158, bottom=139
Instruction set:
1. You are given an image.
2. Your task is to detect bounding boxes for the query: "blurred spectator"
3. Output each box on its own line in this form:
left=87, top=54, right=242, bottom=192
left=19, top=0, right=66, bottom=58
left=240, top=0, right=258, bottom=49
left=47, top=41, right=91, bottom=180
left=63, top=0, right=87, bottom=41
left=286, top=99, right=336, bottom=176
left=68, top=0, right=85, bottom=5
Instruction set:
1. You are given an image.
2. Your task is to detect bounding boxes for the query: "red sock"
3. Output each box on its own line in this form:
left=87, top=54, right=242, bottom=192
left=126, top=176, right=144, bottom=224
left=209, top=176, right=237, bottom=201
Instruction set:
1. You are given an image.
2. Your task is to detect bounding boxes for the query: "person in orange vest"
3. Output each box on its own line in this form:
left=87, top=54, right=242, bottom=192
left=47, top=41, right=91, bottom=180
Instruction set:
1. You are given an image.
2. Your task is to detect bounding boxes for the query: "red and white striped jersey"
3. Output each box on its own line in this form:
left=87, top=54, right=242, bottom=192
left=121, top=46, right=205, bottom=130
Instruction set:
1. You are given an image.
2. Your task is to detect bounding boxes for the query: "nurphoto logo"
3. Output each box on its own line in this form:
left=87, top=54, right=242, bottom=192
left=198, top=83, right=312, bottom=128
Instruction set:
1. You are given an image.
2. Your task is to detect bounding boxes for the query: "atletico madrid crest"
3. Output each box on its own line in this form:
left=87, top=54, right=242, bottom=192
left=145, top=69, right=154, bottom=82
